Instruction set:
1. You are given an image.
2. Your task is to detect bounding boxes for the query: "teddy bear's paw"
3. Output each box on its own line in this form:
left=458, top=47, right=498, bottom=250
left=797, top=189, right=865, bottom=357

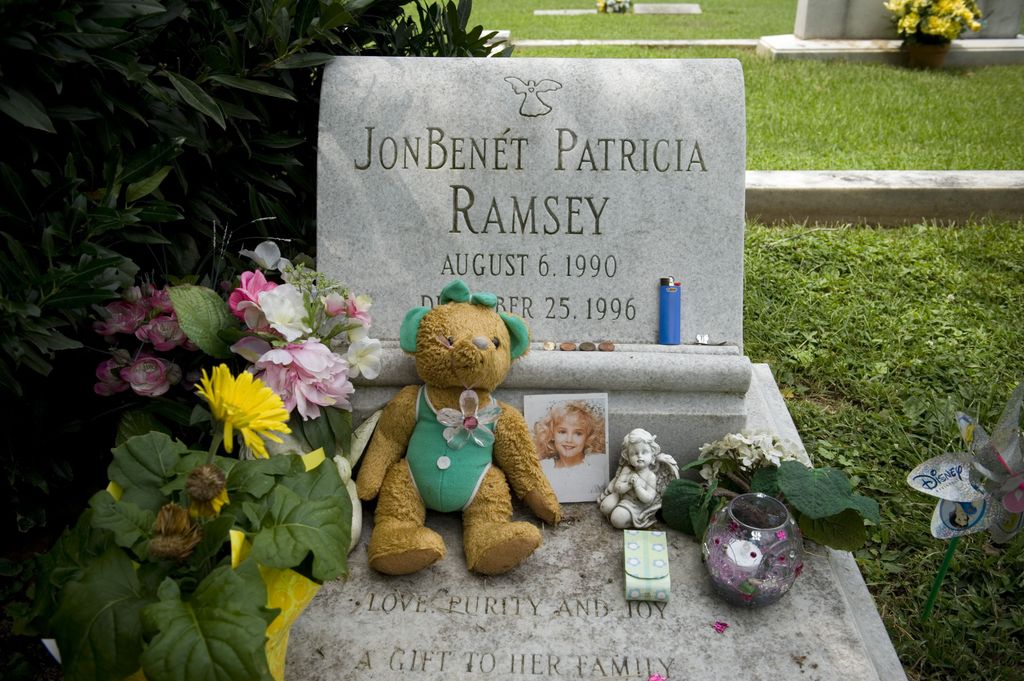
left=368, top=523, right=446, bottom=575
left=465, top=521, right=542, bottom=575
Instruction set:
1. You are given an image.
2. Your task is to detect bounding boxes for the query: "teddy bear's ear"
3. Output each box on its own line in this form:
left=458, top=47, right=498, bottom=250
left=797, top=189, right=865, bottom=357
left=500, top=312, right=530, bottom=360
left=400, top=307, right=431, bottom=353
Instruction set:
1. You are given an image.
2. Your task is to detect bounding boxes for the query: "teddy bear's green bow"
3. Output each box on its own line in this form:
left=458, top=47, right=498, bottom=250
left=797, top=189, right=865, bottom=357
left=439, top=280, right=498, bottom=309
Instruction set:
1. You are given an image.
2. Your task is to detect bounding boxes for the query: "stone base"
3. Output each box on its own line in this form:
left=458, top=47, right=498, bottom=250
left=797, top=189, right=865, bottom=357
left=351, top=342, right=752, bottom=474
left=633, top=3, right=702, bottom=14
left=757, top=33, right=1024, bottom=65
left=746, top=170, right=1024, bottom=226
left=287, top=364, right=907, bottom=681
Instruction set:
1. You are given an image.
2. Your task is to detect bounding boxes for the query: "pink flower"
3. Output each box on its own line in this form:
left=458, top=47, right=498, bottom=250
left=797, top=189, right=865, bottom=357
left=119, top=354, right=181, bottom=397
left=94, top=355, right=130, bottom=396
left=254, top=340, right=353, bottom=420
left=712, top=621, right=729, bottom=634
left=228, top=271, right=278, bottom=329
left=94, top=301, right=147, bottom=336
left=146, top=286, right=175, bottom=314
left=323, top=293, right=372, bottom=328
left=135, top=315, right=187, bottom=351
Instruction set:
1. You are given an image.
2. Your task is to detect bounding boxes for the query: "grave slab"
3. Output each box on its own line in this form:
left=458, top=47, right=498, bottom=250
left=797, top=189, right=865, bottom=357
left=757, top=33, right=1024, bottom=65
left=632, top=3, right=702, bottom=14
left=534, top=9, right=598, bottom=15
left=287, top=366, right=907, bottom=681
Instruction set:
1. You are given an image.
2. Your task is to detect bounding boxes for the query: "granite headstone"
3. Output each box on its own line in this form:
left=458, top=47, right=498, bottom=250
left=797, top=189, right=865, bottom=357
left=318, top=57, right=745, bottom=348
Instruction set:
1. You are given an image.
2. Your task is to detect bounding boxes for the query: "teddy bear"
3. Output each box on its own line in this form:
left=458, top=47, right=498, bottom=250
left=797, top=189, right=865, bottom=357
left=355, top=280, right=561, bottom=575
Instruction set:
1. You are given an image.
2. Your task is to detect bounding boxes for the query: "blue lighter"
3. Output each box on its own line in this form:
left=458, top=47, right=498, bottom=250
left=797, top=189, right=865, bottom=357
left=658, top=277, right=681, bottom=345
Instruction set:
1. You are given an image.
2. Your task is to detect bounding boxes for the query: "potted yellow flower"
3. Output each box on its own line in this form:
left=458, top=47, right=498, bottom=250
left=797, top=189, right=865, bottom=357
left=21, top=365, right=351, bottom=681
left=885, top=0, right=984, bottom=68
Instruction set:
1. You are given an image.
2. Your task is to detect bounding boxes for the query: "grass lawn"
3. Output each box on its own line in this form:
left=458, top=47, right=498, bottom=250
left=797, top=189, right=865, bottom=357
left=473, top=0, right=797, bottom=40
left=745, top=221, right=1024, bottom=681
left=510, top=45, right=1024, bottom=170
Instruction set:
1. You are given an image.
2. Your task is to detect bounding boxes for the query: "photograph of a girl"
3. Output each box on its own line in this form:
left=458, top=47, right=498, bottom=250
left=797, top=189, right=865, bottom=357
left=524, top=393, right=609, bottom=502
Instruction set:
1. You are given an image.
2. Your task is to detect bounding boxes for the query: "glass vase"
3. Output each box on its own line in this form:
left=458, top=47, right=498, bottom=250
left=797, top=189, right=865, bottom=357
left=702, top=492, right=803, bottom=607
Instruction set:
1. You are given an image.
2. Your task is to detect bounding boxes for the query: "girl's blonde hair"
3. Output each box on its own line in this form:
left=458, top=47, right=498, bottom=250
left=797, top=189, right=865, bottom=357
left=533, top=400, right=606, bottom=460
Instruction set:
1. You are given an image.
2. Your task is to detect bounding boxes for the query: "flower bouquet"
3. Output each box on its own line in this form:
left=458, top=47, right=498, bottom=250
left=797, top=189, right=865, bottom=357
left=95, top=240, right=382, bottom=542
left=597, top=0, right=631, bottom=13
left=661, top=431, right=880, bottom=550
left=885, top=0, right=982, bottom=67
left=23, top=365, right=351, bottom=681
left=885, top=0, right=983, bottom=44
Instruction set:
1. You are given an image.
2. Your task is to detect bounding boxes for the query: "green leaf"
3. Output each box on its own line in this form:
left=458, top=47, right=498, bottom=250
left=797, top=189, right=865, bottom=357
left=167, top=285, right=235, bottom=358
left=777, top=461, right=853, bottom=520
left=689, top=486, right=718, bottom=539
left=165, top=72, right=225, bottom=129
left=117, top=139, right=183, bottom=186
left=278, top=452, right=346, bottom=501
left=116, top=411, right=170, bottom=446
left=141, top=562, right=275, bottom=681
left=798, top=509, right=868, bottom=551
left=52, top=548, right=154, bottom=681
left=126, top=165, right=172, bottom=202
left=88, top=0, right=166, bottom=19
left=89, top=491, right=156, bottom=558
left=750, top=466, right=780, bottom=496
left=227, top=456, right=293, bottom=500
left=208, top=74, right=296, bottom=101
left=19, top=511, right=115, bottom=637
left=188, top=514, right=235, bottom=568
left=250, top=485, right=348, bottom=581
left=660, top=478, right=704, bottom=535
left=136, top=201, right=184, bottom=223
left=109, top=432, right=190, bottom=513
left=272, top=52, right=335, bottom=69
left=0, top=86, right=55, bottom=133
left=848, top=493, right=881, bottom=525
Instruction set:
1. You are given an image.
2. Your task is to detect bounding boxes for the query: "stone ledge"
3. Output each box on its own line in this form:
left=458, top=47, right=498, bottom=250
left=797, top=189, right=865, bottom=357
left=746, top=170, right=1024, bottom=225
left=757, top=33, right=1024, bottom=65
left=512, top=38, right=759, bottom=48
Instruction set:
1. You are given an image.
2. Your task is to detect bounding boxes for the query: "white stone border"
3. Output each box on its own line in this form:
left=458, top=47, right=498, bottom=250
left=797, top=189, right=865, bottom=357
left=746, top=170, right=1024, bottom=226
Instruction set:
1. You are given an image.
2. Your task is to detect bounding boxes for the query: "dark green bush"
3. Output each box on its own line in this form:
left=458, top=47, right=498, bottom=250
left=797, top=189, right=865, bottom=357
left=0, top=0, right=499, bottom=535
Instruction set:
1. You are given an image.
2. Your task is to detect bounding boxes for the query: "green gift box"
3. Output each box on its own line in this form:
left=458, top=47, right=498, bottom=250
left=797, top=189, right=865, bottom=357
left=623, top=529, right=670, bottom=602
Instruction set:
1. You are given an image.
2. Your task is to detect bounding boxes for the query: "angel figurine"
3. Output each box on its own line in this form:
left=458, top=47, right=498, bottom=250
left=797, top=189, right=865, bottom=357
left=599, top=428, right=679, bottom=529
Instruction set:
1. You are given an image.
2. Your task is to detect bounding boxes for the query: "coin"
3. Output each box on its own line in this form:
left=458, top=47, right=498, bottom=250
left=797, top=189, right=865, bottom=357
left=598, top=341, right=615, bottom=352
left=559, top=342, right=577, bottom=351
left=579, top=341, right=597, bottom=351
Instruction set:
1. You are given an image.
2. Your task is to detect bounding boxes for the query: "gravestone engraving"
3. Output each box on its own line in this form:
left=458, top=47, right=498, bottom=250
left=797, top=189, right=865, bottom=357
left=318, top=57, right=744, bottom=347
left=287, top=504, right=895, bottom=681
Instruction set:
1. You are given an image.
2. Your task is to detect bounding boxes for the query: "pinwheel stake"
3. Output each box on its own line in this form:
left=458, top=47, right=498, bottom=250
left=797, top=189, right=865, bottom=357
left=907, top=382, right=1024, bottom=620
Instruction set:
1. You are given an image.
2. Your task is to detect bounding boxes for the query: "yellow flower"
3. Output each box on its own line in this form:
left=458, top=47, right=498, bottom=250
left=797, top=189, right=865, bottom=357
left=196, top=364, right=291, bottom=458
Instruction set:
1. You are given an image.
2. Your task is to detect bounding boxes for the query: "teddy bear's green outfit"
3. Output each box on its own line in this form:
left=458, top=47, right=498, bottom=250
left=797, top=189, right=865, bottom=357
left=407, top=386, right=495, bottom=512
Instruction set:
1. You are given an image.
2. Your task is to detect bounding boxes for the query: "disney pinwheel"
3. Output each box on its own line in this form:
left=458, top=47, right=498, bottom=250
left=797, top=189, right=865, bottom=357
left=907, top=381, right=1024, bottom=619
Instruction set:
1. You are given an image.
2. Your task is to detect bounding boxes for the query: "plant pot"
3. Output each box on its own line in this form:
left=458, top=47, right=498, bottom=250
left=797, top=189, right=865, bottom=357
left=905, top=41, right=952, bottom=69
left=701, top=492, right=804, bottom=607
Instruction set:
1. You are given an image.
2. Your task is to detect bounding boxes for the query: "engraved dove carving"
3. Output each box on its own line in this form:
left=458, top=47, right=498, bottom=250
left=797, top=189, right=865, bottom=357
left=504, top=77, right=562, bottom=117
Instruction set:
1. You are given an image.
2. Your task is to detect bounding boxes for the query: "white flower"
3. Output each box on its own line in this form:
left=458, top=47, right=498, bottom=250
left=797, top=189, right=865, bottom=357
left=240, top=240, right=292, bottom=272
left=258, top=284, right=311, bottom=341
left=346, top=336, right=382, bottom=380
